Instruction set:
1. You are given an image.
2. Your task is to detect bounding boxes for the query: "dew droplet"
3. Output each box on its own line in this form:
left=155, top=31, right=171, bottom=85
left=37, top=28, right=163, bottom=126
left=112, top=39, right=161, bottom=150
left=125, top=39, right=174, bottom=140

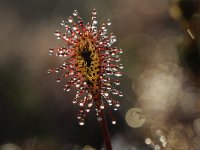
left=97, top=117, right=102, bottom=122
left=92, top=8, right=97, bottom=15
left=119, top=92, right=123, bottom=97
left=79, top=121, right=84, bottom=126
left=86, top=108, right=90, bottom=112
left=72, top=98, right=77, bottom=104
left=68, top=16, right=73, bottom=23
left=119, top=64, right=124, bottom=69
left=100, top=104, right=104, bottom=109
left=73, top=26, right=77, bottom=31
left=56, top=78, right=61, bottom=82
left=93, top=19, right=97, bottom=25
left=47, top=69, right=52, bottom=74
left=112, top=120, right=116, bottom=125
left=88, top=102, right=93, bottom=107
left=73, top=10, right=78, bottom=16
left=114, top=72, right=122, bottom=77
left=61, top=20, right=65, bottom=26
left=106, top=19, right=111, bottom=26
left=54, top=30, right=61, bottom=39
left=79, top=102, right=84, bottom=107
left=103, top=92, right=109, bottom=97
left=115, top=102, right=120, bottom=107
left=114, top=80, right=120, bottom=85
left=49, top=48, right=54, bottom=53
left=64, top=87, right=70, bottom=92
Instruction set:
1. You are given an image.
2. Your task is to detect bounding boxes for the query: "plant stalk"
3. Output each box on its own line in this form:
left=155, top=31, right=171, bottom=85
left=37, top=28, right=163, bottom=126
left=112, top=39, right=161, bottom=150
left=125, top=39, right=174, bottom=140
left=99, top=109, right=112, bottom=150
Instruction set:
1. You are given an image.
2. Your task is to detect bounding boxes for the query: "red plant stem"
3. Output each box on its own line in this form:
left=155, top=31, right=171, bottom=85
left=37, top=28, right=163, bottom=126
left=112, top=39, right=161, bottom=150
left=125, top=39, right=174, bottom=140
left=93, top=90, right=112, bottom=150
left=99, top=110, right=112, bottom=150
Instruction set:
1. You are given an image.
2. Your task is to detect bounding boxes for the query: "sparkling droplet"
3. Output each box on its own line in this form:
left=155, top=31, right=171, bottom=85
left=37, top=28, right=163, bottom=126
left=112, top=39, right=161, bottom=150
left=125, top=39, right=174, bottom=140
left=86, top=108, right=90, bottom=112
left=88, top=102, right=93, bottom=107
left=77, top=114, right=81, bottom=119
left=73, top=10, right=78, bottom=16
left=79, top=121, right=84, bottom=126
left=56, top=78, right=61, bottom=82
left=54, top=30, right=61, bottom=39
left=47, top=69, right=52, bottom=74
left=112, top=120, right=116, bottom=125
left=64, top=87, right=70, bottom=92
left=97, top=117, right=102, bottom=122
left=114, top=80, right=120, bottom=85
left=88, top=93, right=92, bottom=99
left=114, top=72, right=122, bottom=77
left=49, top=48, right=54, bottom=53
left=92, top=8, right=97, bottom=15
left=115, top=103, right=120, bottom=107
left=68, top=16, right=73, bottom=23
left=76, top=84, right=80, bottom=88
left=72, top=98, right=77, bottom=104
left=100, top=104, right=104, bottom=109
left=119, top=49, right=123, bottom=54
left=104, top=92, right=109, bottom=97
left=93, top=20, right=97, bottom=25
left=73, top=26, right=77, bottom=31
left=119, top=92, right=123, bottom=97
left=61, top=20, right=65, bottom=26
left=106, top=19, right=111, bottom=26
left=79, top=102, right=84, bottom=107
left=119, top=64, right=124, bottom=69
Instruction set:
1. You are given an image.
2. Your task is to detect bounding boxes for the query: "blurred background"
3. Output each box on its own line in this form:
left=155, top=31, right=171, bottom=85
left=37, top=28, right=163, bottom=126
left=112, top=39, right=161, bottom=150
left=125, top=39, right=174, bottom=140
left=0, top=0, right=200, bottom=149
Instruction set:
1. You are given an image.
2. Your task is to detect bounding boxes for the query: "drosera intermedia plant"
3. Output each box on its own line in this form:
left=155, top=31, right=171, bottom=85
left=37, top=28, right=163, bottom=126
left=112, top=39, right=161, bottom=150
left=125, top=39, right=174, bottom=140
left=48, top=9, right=123, bottom=150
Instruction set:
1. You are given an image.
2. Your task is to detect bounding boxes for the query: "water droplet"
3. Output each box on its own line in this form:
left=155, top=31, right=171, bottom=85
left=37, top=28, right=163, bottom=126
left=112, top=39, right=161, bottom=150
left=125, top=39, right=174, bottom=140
left=104, top=92, right=109, bottom=97
left=97, top=117, right=102, bottom=122
left=93, top=20, right=97, bottom=25
left=92, top=8, right=97, bottom=15
left=79, top=121, right=84, bottom=126
left=119, top=92, right=123, bottom=97
left=73, top=26, right=77, bottom=31
left=73, top=10, right=78, bottom=16
left=68, top=16, right=73, bottom=23
left=100, top=105, right=104, bottom=109
left=86, top=108, right=90, bottom=112
left=72, top=98, right=77, bottom=104
left=114, top=80, right=120, bottom=85
left=77, top=114, right=81, bottom=119
left=88, top=93, right=92, bottom=99
left=56, top=78, right=61, bottom=82
left=79, top=102, right=84, bottom=107
left=88, top=102, right=93, bottom=107
left=64, top=87, right=70, bottom=92
left=119, top=49, right=123, bottom=54
left=76, top=84, right=80, bottom=88
left=101, top=24, right=106, bottom=30
left=47, top=69, right=52, bottom=74
left=119, top=64, right=123, bottom=69
left=114, top=72, right=122, bottom=77
left=49, top=48, right=54, bottom=53
left=61, top=20, right=65, bottom=26
left=115, top=103, right=120, bottom=107
left=54, top=30, right=61, bottom=39
left=112, top=120, right=116, bottom=125
left=106, top=19, right=111, bottom=26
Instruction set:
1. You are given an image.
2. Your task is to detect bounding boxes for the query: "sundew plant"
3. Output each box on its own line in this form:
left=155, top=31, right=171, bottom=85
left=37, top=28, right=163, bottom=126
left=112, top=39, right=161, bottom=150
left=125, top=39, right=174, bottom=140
left=48, top=9, right=123, bottom=150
